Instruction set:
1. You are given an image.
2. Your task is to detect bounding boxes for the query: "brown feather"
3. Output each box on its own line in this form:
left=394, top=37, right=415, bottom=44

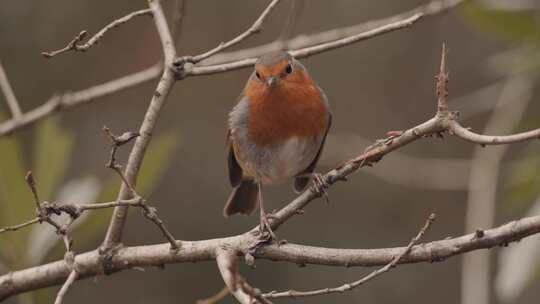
left=244, top=69, right=327, bottom=147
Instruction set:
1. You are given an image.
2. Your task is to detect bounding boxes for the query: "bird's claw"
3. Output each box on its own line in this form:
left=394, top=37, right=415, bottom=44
left=259, top=213, right=277, bottom=241
left=311, top=173, right=330, bottom=203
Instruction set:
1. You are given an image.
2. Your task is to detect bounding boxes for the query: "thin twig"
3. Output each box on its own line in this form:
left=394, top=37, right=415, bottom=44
left=0, top=0, right=465, bottom=137
left=102, top=125, right=179, bottom=251
left=448, top=121, right=540, bottom=145
left=189, top=0, right=281, bottom=63
left=436, top=43, right=449, bottom=116
left=0, top=218, right=40, bottom=234
left=201, top=0, right=468, bottom=65
left=0, top=60, right=22, bottom=117
left=24, top=171, right=41, bottom=210
left=42, top=9, right=153, bottom=58
left=263, top=214, right=436, bottom=299
left=54, top=269, right=78, bottom=304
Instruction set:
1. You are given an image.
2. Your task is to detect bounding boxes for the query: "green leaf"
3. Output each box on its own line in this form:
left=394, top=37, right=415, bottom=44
left=33, top=117, right=74, bottom=201
left=461, top=3, right=540, bottom=43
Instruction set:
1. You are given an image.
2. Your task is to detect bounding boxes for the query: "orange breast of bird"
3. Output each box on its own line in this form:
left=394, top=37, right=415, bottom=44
left=244, top=70, right=328, bottom=148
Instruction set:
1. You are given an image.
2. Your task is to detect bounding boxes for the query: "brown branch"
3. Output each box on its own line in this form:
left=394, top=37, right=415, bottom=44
left=201, top=0, right=467, bottom=65
left=0, top=63, right=162, bottom=136
left=189, top=0, right=281, bottom=63
left=41, top=9, right=153, bottom=58
left=1, top=214, right=539, bottom=301
left=448, top=121, right=540, bottom=145
left=216, top=248, right=273, bottom=304
left=102, top=0, right=178, bottom=248
left=216, top=248, right=256, bottom=304
left=263, top=213, right=436, bottom=299
left=0, top=60, right=22, bottom=117
left=102, top=125, right=179, bottom=251
left=0, top=218, right=40, bottom=234
left=54, top=270, right=78, bottom=304
left=0, top=0, right=464, bottom=137
left=186, top=0, right=467, bottom=76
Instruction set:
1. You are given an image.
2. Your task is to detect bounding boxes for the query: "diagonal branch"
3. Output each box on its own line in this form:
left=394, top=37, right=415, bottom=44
left=186, top=0, right=468, bottom=76
left=102, top=0, right=178, bottom=248
left=0, top=0, right=465, bottom=137
left=42, top=9, right=153, bottom=58
left=189, top=0, right=281, bottom=63
left=201, top=0, right=468, bottom=65
left=216, top=248, right=268, bottom=304
left=0, top=63, right=162, bottom=136
left=0, top=60, right=22, bottom=118
left=263, top=213, right=436, bottom=299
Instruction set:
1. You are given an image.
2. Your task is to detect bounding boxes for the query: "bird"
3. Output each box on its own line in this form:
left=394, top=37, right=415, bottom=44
left=224, top=51, right=331, bottom=239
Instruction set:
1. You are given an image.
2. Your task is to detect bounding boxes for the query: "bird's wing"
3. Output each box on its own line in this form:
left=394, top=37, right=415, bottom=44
left=293, top=111, right=332, bottom=193
left=226, top=129, right=243, bottom=187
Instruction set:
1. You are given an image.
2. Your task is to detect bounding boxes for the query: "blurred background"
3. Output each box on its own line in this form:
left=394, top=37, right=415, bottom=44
left=0, top=0, right=539, bottom=303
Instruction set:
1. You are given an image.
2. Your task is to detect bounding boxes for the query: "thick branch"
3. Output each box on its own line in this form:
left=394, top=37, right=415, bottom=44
left=102, top=0, right=177, bottom=247
left=216, top=248, right=261, bottom=304
left=1, top=215, right=539, bottom=300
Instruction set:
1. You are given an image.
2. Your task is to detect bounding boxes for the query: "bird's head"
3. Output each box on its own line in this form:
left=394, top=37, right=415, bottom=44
left=251, top=51, right=301, bottom=88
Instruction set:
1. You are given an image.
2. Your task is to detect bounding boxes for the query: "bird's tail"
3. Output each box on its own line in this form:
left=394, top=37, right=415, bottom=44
left=223, top=180, right=259, bottom=217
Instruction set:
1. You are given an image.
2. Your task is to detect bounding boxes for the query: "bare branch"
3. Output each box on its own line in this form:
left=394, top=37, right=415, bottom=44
left=0, top=64, right=162, bottom=136
left=0, top=60, right=22, bottom=117
left=448, top=121, right=540, bottom=145
left=263, top=213, right=435, bottom=299
left=0, top=0, right=465, bottom=137
left=187, top=13, right=423, bottom=76
left=216, top=248, right=273, bottom=304
left=102, top=125, right=179, bottom=251
left=216, top=248, right=256, bottom=304
left=41, top=9, right=153, bottom=58
left=0, top=218, right=40, bottom=234
left=436, top=43, right=449, bottom=116
left=102, top=0, right=178, bottom=248
left=461, top=71, right=535, bottom=304
left=54, top=270, right=78, bottom=304
left=201, top=0, right=467, bottom=65
left=1, top=214, right=539, bottom=300
left=24, top=171, right=41, bottom=210
left=189, top=0, right=281, bottom=63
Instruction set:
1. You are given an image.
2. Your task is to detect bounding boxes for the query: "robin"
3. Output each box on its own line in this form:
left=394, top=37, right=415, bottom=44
left=224, top=51, right=331, bottom=238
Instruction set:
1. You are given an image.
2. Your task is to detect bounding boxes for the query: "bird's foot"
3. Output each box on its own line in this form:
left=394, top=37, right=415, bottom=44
left=258, top=212, right=277, bottom=241
left=311, top=173, right=330, bottom=204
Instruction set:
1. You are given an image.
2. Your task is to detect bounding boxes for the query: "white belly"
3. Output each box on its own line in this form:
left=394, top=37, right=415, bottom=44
left=244, top=136, right=320, bottom=185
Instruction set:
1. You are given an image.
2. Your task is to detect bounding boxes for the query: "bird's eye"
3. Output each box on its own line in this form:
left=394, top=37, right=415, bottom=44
left=255, top=71, right=262, bottom=81
left=285, top=63, right=293, bottom=74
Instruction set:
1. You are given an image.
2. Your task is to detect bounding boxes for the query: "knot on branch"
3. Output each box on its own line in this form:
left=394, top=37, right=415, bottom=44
left=172, top=57, right=193, bottom=80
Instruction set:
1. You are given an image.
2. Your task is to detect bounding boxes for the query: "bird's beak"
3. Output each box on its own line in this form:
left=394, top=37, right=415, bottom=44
left=266, top=76, right=278, bottom=87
